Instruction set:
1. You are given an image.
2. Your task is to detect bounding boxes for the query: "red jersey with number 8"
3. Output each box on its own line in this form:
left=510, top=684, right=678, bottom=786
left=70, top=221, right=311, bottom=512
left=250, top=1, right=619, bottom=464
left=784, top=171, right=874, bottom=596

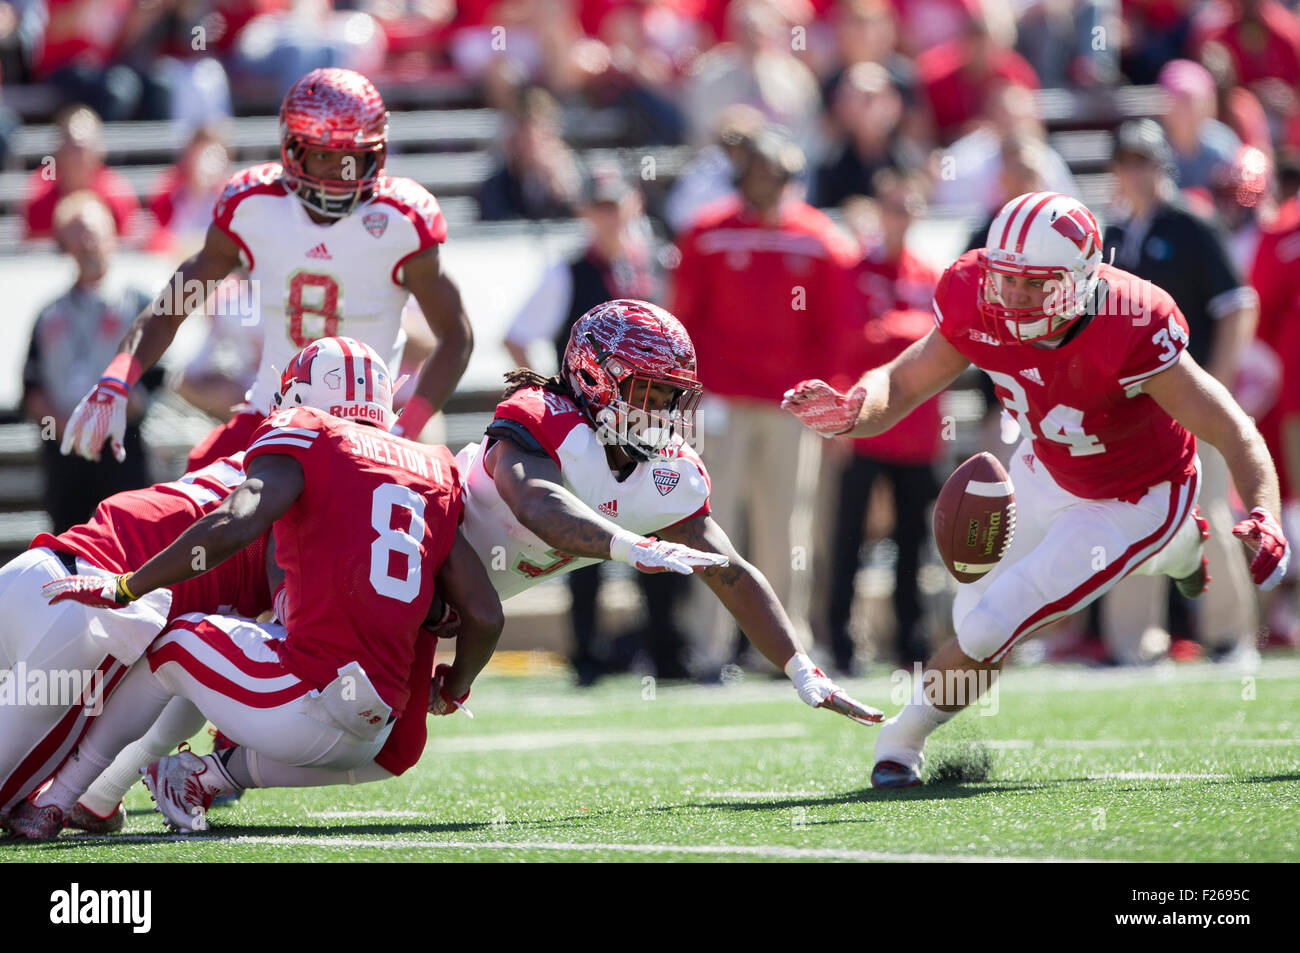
left=933, top=250, right=1197, bottom=501
left=244, top=407, right=462, bottom=709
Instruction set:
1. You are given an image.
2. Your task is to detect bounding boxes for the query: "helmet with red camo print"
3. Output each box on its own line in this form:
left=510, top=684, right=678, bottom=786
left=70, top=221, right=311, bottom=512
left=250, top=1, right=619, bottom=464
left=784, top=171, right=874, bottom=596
left=562, top=299, right=702, bottom=461
left=275, top=336, right=396, bottom=430
left=977, top=191, right=1103, bottom=344
left=279, top=68, right=388, bottom=218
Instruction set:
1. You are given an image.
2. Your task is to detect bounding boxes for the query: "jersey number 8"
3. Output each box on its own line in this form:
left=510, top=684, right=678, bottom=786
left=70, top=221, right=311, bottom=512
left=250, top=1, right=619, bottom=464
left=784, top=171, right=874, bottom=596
left=369, top=483, right=426, bottom=602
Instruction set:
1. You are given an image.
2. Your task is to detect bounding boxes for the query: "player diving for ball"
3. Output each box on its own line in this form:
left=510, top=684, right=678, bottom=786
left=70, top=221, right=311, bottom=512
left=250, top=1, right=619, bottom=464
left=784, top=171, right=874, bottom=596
left=784, top=191, right=1289, bottom=788
left=31, top=303, right=881, bottom=835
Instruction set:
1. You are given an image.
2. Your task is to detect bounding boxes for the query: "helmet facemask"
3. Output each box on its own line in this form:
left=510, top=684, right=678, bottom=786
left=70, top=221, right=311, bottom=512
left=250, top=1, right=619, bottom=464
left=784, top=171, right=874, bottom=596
left=281, top=138, right=386, bottom=218
left=977, top=251, right=1097, bottom=344
left=579, top=357, right=701, bottom=462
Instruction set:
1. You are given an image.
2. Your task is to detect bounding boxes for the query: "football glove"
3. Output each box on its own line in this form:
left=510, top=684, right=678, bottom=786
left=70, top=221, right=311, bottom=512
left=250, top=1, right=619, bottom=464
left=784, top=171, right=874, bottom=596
left=61, top=376, right=130, bottom=462
left=609, top=531, right=729, bottom=575
left=785, top=652, right=883, bottom=726
left=429, top=663, right=472, bottom=717
left=43, top=572, right=138, bottom=609
left=422, top=598, right=461, bottom=638
left=781, top=379, right=867, bottom=437
left=1233, top=506, right=1290, bottom=590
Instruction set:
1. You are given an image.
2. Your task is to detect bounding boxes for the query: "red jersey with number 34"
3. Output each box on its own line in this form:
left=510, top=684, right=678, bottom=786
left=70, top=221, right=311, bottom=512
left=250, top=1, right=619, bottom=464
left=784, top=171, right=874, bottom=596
left=244, top=407, right=462, bottom=709
left=933, top=250, right=1197, bottom=501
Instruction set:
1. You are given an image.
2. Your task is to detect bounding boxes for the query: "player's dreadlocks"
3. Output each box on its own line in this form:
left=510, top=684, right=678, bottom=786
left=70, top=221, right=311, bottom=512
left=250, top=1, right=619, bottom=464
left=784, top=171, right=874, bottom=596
left=501, top=368, right=578, bottom=402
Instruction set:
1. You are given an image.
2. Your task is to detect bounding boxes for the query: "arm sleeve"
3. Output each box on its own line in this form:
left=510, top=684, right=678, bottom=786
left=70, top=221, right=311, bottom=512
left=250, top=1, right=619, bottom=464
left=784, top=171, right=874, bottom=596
left=485, top=417, right=551, bottom=458
left=490, top=388, right=582, bottom=467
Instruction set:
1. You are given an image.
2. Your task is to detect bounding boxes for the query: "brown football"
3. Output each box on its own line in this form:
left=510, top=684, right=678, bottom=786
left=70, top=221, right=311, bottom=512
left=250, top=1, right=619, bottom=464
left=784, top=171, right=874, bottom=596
left=933, top=451, right=1017, bottom=584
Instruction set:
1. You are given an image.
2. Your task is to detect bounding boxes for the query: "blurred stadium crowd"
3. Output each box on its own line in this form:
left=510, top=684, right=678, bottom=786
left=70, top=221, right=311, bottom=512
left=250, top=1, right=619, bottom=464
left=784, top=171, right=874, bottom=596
left=1, top=0, right=1298, bottom=681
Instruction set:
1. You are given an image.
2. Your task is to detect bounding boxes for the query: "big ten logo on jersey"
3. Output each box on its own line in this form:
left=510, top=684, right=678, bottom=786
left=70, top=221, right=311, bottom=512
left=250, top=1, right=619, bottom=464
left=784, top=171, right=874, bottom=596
left=542, top=391, right=576, bottom=416
left=345, top=426, right=442, bottom=481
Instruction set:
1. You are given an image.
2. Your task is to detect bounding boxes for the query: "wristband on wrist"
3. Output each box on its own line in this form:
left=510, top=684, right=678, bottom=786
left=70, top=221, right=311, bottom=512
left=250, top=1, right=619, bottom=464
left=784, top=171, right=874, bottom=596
left=609, top=530, right=642, bottom=563
left=115, top=573, right=138, bottom=604
left=104, top=353, right=144, bottom=388
left=395, top=394, right=435, bottom=437
left=783, top=651, right=817, bottom=680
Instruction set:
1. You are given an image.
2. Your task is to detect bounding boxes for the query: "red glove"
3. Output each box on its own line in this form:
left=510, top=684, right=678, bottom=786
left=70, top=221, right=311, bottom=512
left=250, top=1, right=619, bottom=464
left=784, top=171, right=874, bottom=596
left=1233, top=507, right=1290, bottom=590
left=781, top=379, right=867, bottom=437
left=43, top=572, right=138, bottom=609
left=429, top=663, right=472, bottom=716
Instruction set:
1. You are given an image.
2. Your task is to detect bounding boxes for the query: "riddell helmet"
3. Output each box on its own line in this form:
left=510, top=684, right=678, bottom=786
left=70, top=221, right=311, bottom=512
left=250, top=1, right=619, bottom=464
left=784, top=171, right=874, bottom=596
left=280, top=68, right=388, bottom=218
left=977, top=191, right=1103, bottom=343
left=276, top=336, right=396, bottom=430
left=563, top=299, right=703, bottom=461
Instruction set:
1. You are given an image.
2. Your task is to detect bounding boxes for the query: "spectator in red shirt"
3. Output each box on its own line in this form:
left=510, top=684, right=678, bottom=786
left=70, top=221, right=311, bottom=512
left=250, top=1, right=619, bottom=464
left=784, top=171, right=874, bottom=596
left=671, top=124, right=858, bottom=665
left=1192, top=0, right=1300, bottom=89
left=826, top=171, right=940, bottom=671
left=916, top=14, right=1039, bottom=144
left=145, top=125, right=231, bottom=255
left=22, top=105, right=139, bottom=241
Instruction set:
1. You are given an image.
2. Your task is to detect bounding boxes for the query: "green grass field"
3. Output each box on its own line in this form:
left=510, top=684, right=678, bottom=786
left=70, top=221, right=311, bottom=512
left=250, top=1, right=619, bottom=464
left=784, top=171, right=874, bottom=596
left=6, top=654, right=1299, bottom=862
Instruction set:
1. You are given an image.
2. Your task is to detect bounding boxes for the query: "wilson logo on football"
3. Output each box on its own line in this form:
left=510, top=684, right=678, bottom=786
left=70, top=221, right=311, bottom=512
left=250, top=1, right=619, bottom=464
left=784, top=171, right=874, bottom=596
left=363, top=211, right=388, bottom=237
left=652, top=468, right=679, bottom=496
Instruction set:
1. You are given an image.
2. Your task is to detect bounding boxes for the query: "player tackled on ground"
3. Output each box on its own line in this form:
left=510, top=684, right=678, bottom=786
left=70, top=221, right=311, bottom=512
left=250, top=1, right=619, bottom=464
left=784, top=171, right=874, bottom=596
left=8, top=338, right=501, bottom=838
left=784, top=191, right=1289, bottom=787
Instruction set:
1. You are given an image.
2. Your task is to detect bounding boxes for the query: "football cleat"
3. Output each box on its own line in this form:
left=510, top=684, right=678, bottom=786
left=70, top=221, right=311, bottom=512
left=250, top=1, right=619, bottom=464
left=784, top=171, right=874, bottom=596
left=1174, top=505, right=1212, bottom=599
left=7, top=797, right=65, bottom=841
left=870, top=760, right=923, bottom=789
left=207, top=731, right=244, bottom=807
left=141, top=750, right=216, bottom=833
left=67, top=800, right=126, bottom=834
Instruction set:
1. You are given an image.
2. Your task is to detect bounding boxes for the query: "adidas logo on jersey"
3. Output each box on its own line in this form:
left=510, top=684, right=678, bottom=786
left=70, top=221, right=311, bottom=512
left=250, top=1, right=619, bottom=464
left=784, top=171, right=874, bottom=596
left=1019, top=367, right=1044, bottom=386
left=598, top=499, right=618, bottom=517
left=306, top=243, right=332, bottom=260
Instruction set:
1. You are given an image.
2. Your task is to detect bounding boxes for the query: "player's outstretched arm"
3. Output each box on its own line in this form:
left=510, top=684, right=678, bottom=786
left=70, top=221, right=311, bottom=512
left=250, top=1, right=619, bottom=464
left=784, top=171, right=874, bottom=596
left=431, top=529, right=504, bottom=705
left=1144, top=352, right=1288, bottom=588
left=43, top=454, right=304, bottom=609
left=61, top=223, right=242, bottom=462
left=488, top=440, right=728, bottom=573
left=655, top=513, right=882, bottom=725
left=393, top=246, right=473, bottom=439
left=783, top=328, right=969, bottom=438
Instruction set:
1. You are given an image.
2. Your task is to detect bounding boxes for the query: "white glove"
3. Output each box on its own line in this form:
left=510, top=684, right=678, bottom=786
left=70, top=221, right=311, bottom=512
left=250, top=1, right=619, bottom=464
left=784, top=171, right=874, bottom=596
left=785, top=652, right=883, bottom=726
left=61, top=377, right=130, bottom=462
left=609, top=530, right=729, bottom=575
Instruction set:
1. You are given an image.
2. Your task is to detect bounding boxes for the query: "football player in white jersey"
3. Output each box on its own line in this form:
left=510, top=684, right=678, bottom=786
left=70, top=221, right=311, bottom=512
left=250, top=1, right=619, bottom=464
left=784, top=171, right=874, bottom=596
left=58, top=67, right=471, bottom=470
left=65, top=303, right=882, bottom=829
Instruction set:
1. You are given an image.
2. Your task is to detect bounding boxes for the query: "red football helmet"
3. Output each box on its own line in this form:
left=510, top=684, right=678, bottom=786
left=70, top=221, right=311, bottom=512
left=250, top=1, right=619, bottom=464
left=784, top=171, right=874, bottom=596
left=977, top=191, right=1103, bottom=344
left=279, top=68, right=388, bottom=218
left=563, top=299, right=702, bottom=460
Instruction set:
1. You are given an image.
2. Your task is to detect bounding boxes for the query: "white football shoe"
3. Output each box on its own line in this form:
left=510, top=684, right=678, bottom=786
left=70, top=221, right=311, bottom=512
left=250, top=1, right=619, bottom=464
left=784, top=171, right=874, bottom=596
left=141, top=749, right=218, bottom=833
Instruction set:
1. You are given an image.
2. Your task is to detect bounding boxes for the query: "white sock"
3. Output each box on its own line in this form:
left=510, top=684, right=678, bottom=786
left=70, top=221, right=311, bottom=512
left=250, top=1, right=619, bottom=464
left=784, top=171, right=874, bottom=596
left=36, top=660, right=172, bottom=812
left=79, top=698, right=207, bottom=816
left=873, top=683, right=958, bottom=771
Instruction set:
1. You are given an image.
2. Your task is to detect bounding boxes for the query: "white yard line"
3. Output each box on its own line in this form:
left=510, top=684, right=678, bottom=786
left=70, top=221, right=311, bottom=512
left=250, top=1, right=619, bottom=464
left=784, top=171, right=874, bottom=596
left=1087, top=772, right=1230, bottom=781
left=981, top=738, right=1298, bottom=750
left=211, top=836, right=1118, bottom=863
left=432, top=723, right=806, bottom=753
left=305, top=810, right=427, bottom=819
left=699, top=791, right=825, bottom=799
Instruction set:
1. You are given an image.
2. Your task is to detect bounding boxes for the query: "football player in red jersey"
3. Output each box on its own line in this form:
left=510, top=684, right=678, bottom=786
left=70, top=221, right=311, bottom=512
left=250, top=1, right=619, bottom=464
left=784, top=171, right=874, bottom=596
left=57, top=67, right=470, bottom=472
left=785, top=191, right=1289, bottom=787
left=8, top=338, right=500, bottom=838
left=0, top=452, right=274, bottom=832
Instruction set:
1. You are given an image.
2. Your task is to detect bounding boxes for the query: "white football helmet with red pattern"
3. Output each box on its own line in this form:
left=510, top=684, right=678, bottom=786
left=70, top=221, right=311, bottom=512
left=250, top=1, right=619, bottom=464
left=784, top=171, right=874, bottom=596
left=275, top=336, right=396, bottom=430
left=978, top=191, right=1103, bottom=343
left=563, top=299, right=702, bottom=461
left=280, top=68, right=388, bottom=218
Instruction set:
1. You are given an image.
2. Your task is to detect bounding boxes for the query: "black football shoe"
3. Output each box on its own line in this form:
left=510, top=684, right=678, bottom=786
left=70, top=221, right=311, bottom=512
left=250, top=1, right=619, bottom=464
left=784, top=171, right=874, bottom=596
left=871, top=760, right=923, bottom=789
